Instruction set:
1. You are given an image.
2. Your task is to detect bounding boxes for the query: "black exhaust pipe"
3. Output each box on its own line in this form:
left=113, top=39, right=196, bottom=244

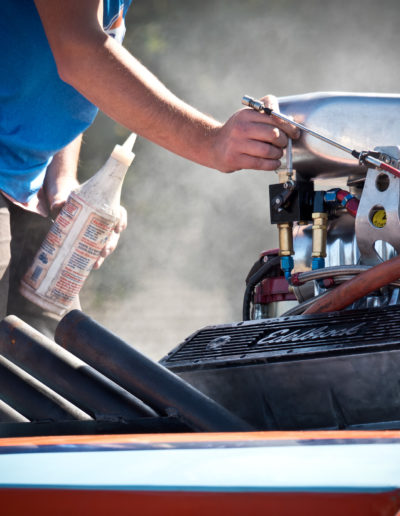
left=56, top=311, right=253, bottom=432
left=0, top=316, right=156, bottom=419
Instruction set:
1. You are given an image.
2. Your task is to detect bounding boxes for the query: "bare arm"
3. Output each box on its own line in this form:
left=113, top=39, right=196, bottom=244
left=43, top=134, right=82, bottom=217
left=34, top=0, right=299, bottom=173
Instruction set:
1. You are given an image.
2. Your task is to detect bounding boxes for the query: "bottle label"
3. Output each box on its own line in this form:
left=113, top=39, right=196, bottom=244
left=24, top=197, right=83, bottom=289
left=22, top=194, right=115, bottom=309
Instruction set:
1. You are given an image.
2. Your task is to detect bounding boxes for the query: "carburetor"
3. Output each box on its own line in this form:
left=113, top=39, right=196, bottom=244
left=243, top=92, right=400, bottom=320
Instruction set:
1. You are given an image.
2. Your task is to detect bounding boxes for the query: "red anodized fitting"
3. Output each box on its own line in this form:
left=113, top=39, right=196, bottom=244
left=334, top=189, right=359, bottom=217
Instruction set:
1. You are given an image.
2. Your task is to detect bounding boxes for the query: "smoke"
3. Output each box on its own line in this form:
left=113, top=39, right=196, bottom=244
left=79, top=0, right=400, bottom=359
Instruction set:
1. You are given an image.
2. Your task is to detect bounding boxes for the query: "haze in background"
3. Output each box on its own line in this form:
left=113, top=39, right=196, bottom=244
left=79, top=0, right=400, bottom=359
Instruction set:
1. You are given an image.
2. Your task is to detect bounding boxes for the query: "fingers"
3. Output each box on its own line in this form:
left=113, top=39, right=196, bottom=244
left=93, top=205, right=127, bottom=270
left=260, top=94, right=280, bottom=113
left=259, top=94, right=300, bottom=140
left=93, top=257, right=104, bottom=270
left=243, top=139, right=283, bottom=161
left=236, top=110, right=288, bottom=146
left=45, top=176, right=80, bottom=219
left=236, top=155, right=282, bottom=171
left=93, top=231, right=120, bottom=270
left=238, top=110, right=289, bottom=148
left=114, top=206, right=127, bottom=233
left=49, top=199, right=65, bottom=219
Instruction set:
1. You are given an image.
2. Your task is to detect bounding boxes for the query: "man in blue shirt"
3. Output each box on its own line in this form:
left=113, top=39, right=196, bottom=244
left=0, top=0, right=299, bottom=335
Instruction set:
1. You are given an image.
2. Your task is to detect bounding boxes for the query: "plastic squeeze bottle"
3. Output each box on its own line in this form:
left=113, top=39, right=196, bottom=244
left=20, top=133, right=137, bottom=316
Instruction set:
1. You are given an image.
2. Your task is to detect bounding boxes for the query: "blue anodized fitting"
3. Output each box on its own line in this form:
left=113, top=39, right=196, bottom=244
left=312, top=256, right=325, bottom=270
left=280, top=255, right=294, bottom=280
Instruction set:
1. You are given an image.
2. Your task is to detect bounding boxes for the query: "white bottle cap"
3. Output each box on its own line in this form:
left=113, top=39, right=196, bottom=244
left=111, top=133, right=137, bottom=167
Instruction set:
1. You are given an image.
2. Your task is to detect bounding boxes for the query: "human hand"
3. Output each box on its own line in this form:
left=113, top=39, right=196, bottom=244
left=211, top=95, right=300, bottom=173
left=93, top=205, right=128, bottom=270
left=46, top=175, right=127, bottom=270
left=46, top=176, right=80, bottom=219
left=50, top=188, right=127, bottom=270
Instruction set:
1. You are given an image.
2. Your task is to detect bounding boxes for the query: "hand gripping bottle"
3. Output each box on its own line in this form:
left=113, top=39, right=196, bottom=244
left=20, top=133, right=137, bottom=316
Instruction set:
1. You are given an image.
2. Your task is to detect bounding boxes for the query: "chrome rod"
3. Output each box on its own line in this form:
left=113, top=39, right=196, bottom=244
left=242, top=95, right=355, bottom=156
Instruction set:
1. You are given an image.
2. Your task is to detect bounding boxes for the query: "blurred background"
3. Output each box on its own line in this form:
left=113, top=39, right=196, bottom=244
left=79, top=0, right=400, bottom=359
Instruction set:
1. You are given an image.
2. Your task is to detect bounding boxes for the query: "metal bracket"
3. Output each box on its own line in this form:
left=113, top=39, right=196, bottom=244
left=358, top=150, right=400, bottom=171
left=355, top=146, right=400, bottom=265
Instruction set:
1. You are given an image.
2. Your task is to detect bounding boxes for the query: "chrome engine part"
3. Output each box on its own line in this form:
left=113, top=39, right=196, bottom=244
left=279, top=92, right=400, bottom=180
left=245, top=92, right=400, bottom=320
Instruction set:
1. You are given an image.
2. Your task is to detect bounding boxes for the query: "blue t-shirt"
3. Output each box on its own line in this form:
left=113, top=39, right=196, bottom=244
left=0, top=0, right=132, bottom=203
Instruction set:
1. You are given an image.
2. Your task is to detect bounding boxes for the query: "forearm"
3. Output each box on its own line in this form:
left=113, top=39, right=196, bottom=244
left=34, top=0, right=220, bottom=168
left=64, top=42, right=221, bottom=168
left=34, top=0, right=299, bottom=174
left=43, top=134, right=82, bottom=215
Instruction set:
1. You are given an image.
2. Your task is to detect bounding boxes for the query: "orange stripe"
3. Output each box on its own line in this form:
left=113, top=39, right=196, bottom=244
left=1, top=430, right=400, bottom=448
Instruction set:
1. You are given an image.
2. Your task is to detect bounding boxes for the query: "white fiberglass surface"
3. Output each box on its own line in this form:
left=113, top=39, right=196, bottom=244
left=0, top=443, right=399, bottom=491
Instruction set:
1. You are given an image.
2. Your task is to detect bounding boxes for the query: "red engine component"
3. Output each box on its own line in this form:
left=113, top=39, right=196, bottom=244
left=254, top=276, right=297, bottom=304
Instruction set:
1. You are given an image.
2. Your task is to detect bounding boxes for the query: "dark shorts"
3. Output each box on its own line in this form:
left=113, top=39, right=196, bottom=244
left=0, top=195, right=80, bottom=338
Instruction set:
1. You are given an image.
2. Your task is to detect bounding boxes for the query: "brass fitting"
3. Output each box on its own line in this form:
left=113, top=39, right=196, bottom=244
left=311, top=212, right=328, bottom=258
left=278, top=222, right=294, bottom=256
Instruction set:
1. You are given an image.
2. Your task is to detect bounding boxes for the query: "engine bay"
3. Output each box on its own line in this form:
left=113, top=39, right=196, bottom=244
left=2, top=92, right=400, bottom=435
